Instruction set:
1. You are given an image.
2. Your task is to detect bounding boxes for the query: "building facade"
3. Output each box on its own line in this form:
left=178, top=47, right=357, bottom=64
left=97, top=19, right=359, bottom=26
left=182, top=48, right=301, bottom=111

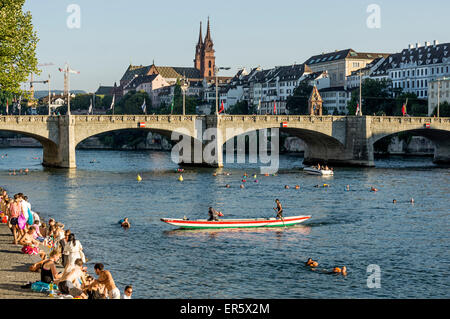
left=304, top=49, right=390, bottom=87
left=428, top=77, right=450, bottom=115
left=383, top=41, right=450, bottom=99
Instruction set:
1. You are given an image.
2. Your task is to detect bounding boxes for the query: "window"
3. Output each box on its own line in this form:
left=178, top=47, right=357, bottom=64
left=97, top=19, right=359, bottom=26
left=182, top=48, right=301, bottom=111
left=208, top=61, right=211, bottom=68
left=209, top=71, right=211, bottom=77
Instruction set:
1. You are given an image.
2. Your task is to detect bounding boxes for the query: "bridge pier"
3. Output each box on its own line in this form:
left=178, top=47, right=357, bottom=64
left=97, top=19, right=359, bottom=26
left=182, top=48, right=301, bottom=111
left=303, top=116, right=375, bottom=167
left=433, top=139, right=450, bottom=164
left=42, top=116, right=76, bottom=169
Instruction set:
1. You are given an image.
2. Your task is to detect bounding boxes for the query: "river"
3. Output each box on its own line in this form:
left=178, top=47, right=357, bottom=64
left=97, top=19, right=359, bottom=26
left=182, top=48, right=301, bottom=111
left=0, top=148, right=449, bottom=299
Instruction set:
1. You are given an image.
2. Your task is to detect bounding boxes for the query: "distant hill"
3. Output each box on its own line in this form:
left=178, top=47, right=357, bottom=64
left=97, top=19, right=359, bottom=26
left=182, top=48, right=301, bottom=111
left=34, top=90, right=86, bottom=99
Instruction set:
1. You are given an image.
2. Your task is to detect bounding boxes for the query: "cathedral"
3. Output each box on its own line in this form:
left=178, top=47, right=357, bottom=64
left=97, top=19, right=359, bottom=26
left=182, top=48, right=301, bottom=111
left=194, top=18, right=216, bottom=78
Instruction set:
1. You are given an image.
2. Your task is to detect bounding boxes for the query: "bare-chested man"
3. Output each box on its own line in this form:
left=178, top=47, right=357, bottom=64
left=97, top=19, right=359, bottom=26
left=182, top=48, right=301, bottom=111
left=55, top=258, right=86, bottom=298
left=93, top=263, right=120, bottom=299
left=18, top=227, right=46, bottom=259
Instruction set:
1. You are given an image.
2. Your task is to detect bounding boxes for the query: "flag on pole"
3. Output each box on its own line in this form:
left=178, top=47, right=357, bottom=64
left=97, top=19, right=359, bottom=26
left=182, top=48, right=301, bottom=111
left=356, top=103, right=360, bottom=116
left=273, top=101, right=277, bottom=115
left=110, top=94, right=115, bottom=110
left=170, top=98, right=174, bottom=114
left=6, top=99, right=8, bottom=115
left=402, top=98, right=408, bottom=116
left=257, top=100, right=261, bottom=113
left=141, top=99, right=147, bottom=114
left=219, top=100, right=224, bottom=114
left=88, top=99, right=93, bottom=114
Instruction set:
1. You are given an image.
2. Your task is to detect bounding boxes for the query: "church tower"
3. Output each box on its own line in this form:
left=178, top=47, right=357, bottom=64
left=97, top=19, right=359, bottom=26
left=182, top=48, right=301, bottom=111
left=194, top=22, right=203, bottom=71
left=194, top=18, right=216, bottom=78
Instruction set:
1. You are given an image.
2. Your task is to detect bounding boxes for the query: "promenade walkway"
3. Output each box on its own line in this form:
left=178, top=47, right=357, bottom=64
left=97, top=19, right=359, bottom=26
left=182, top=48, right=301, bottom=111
left=0, top=224, right=52, bottom=299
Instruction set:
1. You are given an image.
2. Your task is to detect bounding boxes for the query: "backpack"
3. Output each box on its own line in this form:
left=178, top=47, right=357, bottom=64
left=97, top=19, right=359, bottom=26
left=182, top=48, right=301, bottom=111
left=31, top=281, right=57, bottom=294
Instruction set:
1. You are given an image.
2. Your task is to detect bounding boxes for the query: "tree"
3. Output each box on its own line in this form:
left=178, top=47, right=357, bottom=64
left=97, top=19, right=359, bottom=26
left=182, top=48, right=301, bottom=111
left=431, top=102, right=450, bottom=117
left=0, top=0, right=39, bottom=97
left=347, top=78, right=395, bottom=115
left=286, top=81, right=313, bottom=115
left=227, top=100, right=255, bottom=115
left=109, top=90, right=151, bottom=115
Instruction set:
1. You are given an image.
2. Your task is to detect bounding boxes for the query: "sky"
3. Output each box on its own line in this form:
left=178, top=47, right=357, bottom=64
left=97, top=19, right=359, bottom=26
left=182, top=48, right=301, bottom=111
left=23, top=0, right=450, bottom=93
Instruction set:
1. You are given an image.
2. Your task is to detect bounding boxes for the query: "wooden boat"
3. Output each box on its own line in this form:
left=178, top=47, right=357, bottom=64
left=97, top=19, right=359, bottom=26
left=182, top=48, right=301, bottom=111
left=160, top=215, right=311, bottom=229
left=304, top=166, right=334, bottom=176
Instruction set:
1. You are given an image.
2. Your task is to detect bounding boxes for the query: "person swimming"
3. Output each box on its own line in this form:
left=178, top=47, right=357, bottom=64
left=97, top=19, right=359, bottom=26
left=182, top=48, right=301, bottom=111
left=121, top=218, right=130, bottom=228
left=305, top=258, right=318, bottom=267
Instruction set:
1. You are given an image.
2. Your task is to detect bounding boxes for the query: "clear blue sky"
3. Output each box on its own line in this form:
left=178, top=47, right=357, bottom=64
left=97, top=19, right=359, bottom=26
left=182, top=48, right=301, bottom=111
left=24, top=0, right=450, bottom=93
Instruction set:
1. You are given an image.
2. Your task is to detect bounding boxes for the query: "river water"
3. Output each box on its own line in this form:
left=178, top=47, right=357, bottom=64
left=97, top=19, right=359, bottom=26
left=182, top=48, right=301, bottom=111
left=0, top=148, right=449, bottom=299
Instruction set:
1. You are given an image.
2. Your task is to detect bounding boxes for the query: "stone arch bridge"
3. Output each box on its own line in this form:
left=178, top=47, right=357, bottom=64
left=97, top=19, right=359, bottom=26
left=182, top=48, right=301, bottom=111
left=0, top=114, right=449, bottom=168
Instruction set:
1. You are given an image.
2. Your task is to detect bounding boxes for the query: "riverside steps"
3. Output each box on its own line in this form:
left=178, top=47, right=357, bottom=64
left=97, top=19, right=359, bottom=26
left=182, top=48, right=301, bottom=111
left=0, top=114, right=449, bottom=168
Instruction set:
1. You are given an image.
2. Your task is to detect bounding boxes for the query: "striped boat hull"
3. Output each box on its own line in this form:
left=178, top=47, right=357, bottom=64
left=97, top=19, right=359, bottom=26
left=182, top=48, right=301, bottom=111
left=160, top=216, right=311, bottom=229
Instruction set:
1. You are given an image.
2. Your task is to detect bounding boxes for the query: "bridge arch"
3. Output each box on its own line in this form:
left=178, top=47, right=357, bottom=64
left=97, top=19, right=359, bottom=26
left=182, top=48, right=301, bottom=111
left=372, top=128, right=450, bottom=164
left=0, top=116, right=61, bottom=167
left=219, top=124, right=346, bottom=167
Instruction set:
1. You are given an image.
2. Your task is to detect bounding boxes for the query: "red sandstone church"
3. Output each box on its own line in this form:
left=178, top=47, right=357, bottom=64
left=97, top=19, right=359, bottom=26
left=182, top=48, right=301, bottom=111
left=110, top=18, right=230, bottom=101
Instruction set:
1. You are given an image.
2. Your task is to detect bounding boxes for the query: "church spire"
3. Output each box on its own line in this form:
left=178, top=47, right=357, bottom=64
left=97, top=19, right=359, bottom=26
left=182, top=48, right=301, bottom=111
left=205, top=17, right=212, bottom=43
left=197, top=21, right=203, bottom=46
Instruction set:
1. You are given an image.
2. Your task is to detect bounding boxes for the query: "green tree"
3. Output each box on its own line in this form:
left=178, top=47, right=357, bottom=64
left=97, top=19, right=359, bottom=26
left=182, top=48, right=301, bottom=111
left=0, top=0, right=39, bottom=98
left=109, top=90, right=151, bottom=115
left=431, top=101, right=450, bottom=117
left=347, top=78, right=395, bottom=115
left=227, top=100, right=254, bottom=114
left=286, top=81, right=313, bottom=115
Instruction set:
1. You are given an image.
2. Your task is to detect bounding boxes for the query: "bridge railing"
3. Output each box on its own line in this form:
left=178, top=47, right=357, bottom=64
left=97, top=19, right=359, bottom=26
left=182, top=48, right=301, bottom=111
left=218, top=115, right=347, bottom=123
left=0, top=115, right=57, bottom=124
left=72, top=115, right=202, bottom=123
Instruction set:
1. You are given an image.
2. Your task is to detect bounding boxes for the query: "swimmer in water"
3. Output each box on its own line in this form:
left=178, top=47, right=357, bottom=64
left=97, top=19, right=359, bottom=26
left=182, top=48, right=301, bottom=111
left=371, top=187, right=378, bottom=192
left=393, top=199, right=397, bottom=204
left=121, top=218, right=130, bottom=229
left=346, top=185, right=350, bottom=191
left=305, top=258, right=318, bottom=267
left=284, top=185, right=290, bottom=189
left=331, top=266, right=347, bottom=276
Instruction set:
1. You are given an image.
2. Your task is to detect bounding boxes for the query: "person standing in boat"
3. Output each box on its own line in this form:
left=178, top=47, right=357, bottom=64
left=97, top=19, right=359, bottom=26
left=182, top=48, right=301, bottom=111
left=274, top=199, right=283, bottom=220
left=208, top=207, right=223, bottom=221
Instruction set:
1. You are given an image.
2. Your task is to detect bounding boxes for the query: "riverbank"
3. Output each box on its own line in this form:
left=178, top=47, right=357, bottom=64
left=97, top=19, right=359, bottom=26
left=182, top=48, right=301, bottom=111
left=0, top=224, right=54, bottom=299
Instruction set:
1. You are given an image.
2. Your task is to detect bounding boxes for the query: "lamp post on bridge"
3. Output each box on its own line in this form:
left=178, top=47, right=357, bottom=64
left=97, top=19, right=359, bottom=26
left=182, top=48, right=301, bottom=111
left=181, top=75, right=189, bottom=116
left=215, top=66, right=230, bottom=115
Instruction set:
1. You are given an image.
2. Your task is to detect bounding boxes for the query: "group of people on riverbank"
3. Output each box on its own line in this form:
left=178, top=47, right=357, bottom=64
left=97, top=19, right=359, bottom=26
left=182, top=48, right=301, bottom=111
left=0, top=186, right=133, bottom=299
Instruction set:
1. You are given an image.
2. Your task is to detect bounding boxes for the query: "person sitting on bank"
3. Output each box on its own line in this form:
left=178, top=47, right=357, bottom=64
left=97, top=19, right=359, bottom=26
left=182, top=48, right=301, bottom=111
left=54, top=258, right=87, bottom=298
left=39, top=250, right=62, bottom=284
left=208, top=207, right=223, bottom=221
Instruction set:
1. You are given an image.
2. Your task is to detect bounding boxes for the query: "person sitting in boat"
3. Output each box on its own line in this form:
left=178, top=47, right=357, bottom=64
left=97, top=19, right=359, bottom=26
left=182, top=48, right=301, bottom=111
left=324, top=165, right=329, bottom=171
left=208, top=207, right=223, bottom=221
left=274, top=199, right=283, bottom=220
left=121, top=218, right=130, bottom=229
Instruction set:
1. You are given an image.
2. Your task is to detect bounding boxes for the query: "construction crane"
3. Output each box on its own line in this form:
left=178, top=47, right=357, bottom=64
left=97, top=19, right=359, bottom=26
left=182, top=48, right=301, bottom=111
left=27, top=63, right=54, bottom=111
left=58, top=63, right=80, bottom=115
